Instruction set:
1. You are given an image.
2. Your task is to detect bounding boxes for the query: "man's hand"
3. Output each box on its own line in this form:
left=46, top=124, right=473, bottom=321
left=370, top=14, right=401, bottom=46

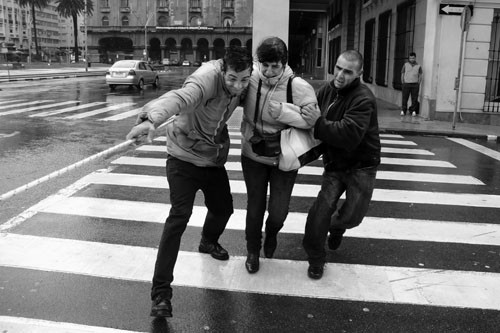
left=300, top=103, right=320, bottom=127
left=268, top=101, right=282, bottom=119
left=126, top=119, right=155, bottom=144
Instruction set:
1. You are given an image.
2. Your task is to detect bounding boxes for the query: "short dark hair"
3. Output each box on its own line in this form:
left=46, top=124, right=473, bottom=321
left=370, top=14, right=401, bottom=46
left=256, top=37, right=288, bottom=65
left=409, top=52, right=416, bottom=57
left=222, top=46, right=253, bottom=73
left=340, top=50, right=364, bottom=72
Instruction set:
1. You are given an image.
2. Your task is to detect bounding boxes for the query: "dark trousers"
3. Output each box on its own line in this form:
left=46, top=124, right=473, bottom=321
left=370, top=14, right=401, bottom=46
left=402, top=83, right=420, bottom=113
left=241, top=155, right=298, bottom=253
left=303, top=166, right=377, bottom=266
left=151, top=156, right=233, bottom=300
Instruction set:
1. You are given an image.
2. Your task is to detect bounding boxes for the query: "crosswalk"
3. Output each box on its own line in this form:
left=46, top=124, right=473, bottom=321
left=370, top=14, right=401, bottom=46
left=0, top=98, right=143, bottom=121
left=1, top=129, right=499, bottom=331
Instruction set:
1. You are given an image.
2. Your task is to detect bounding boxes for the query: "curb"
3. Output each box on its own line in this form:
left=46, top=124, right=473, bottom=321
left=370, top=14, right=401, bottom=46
left=381, top=127, right=499, bottom=142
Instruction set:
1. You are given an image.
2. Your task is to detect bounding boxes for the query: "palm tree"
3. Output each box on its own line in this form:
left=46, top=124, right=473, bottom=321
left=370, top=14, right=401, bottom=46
left=18, top=0, right=49, bottom=58
left=55, top=0, right=94, bottom=63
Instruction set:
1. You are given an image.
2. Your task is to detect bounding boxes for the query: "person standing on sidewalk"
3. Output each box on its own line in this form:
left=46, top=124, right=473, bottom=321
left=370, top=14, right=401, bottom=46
left=299, top=50, right=381, bottom=280
left=401, top=52, right=423, bottom=117
left=240, top=37, right=319, bottom=274
left=126, top=46, right=253, bottom=318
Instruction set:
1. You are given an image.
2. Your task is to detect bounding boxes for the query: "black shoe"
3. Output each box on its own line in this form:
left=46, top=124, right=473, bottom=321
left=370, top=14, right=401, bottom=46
left=199, top=238, right=229, bottom=261
left=150, top=294, right=172, bottom=317
left=263, top=234, right=277, bottom=258
left=307, top=265, right=324, bottom=280
left=328, top=229, right=345, bottom=250
left=245, top=253, right=260, bottom=273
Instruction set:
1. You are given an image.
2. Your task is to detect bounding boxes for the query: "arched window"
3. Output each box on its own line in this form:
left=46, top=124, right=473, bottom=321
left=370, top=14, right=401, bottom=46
left=223, top=17, right=233, bottom=28
left=102, top=16, right=109, bottom=26
left=122, top=16, right=129, bottom=26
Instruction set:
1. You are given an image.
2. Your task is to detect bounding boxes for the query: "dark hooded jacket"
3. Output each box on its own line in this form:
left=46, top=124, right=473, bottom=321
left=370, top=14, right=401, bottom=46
left=314, top=78, right=381, bottom=171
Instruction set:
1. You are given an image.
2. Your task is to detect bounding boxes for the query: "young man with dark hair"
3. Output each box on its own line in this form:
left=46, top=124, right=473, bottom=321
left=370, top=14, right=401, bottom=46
left=300, top=50, right=381, bottom=280
left=401, top=52, right=423, bottom=116
left=126, top=46, right=253, bottom=317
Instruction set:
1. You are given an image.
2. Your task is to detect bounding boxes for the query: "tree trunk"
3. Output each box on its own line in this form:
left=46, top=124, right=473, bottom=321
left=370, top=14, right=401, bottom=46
left=72, top=14, right=79, bottom=63
left=31, top=3, right=39, bottom=56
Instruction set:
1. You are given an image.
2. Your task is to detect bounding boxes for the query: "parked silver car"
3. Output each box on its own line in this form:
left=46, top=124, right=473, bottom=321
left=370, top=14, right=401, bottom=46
left=105, top=60, right=159, bottom=90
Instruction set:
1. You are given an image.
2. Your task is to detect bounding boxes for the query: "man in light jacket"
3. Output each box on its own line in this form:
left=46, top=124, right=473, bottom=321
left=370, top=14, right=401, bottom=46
left=126, top=46, right=253, bottom=318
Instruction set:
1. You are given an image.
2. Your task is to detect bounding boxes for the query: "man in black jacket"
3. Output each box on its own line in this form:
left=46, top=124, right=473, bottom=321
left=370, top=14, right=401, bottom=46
left=300, top=50, right=381, bottom=280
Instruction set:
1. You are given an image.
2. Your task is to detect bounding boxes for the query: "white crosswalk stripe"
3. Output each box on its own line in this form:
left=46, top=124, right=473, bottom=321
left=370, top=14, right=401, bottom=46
left=0, top=101, right=78, bottom=116
left=30, top=101, right=108, bottom=117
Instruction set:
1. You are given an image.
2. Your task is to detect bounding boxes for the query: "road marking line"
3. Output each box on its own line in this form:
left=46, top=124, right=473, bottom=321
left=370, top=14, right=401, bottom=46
left=1, top=233, right=499, bottom=310
left=64, top=103, right=136, bottom=119
left=448, top=137, right=500, bottom=162
left=0, top=131, right=20, bottom=139
left=0, top=101, right=78, bottom=116
left=31, top=101, right=108, bottom=117
left=79, top=172, right=499, bottom=207
left=37, top=196, right=500, bottom=246
left=136, top=145, right=454, bottom=168
left=381, top=147, right=434, bottom=155
left=0, top=316, right=145, bottom=333
left=381, top=139, right=417, bottom=146
left=98, top=107, right=143, bottom=121
left=111, top=156, right=482, bottom=184
left=0, top=99, right=25, bottom=105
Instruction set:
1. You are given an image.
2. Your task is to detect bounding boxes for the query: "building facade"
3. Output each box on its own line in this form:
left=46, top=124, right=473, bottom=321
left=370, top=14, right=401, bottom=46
left=86, top=0, right=253, bottom=64
left=306, top=0, right=500, bottom=126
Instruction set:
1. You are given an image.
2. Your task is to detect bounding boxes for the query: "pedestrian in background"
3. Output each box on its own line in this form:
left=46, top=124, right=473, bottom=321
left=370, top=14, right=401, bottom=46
left=126, top=46, right=253, bottom=318
left=401, top=52, right=423, bottom=116
left=300, top=50, right=381, bottom=280
left=240, top=37, right=319, bottom=274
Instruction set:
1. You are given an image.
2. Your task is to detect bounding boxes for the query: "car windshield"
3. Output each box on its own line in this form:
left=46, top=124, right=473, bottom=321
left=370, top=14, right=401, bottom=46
left=112, top=61, right=136, bottom=69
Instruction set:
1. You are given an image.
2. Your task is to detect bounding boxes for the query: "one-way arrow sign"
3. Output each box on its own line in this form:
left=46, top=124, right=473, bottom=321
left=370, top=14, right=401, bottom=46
left=439, top=4, right=473, bottom=16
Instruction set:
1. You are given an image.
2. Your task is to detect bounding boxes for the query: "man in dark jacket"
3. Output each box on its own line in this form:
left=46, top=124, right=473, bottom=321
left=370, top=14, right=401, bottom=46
left=300, top=50, right=381, bottom=280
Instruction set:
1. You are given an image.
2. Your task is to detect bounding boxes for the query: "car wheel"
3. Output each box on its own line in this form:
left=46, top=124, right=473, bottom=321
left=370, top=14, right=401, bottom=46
left=109, top=84, right=116, bottom=90
left=137, top=79, right=144, bottom=90
left=153, top=76, right=159, bottom=88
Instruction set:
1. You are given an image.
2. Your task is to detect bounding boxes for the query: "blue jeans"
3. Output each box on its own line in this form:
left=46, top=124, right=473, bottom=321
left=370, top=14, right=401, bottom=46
left=241, top=155, right=298, bottom=253
left=151, top=156, right=233, bottom=300
left=303, top=166, right=377, bottom=266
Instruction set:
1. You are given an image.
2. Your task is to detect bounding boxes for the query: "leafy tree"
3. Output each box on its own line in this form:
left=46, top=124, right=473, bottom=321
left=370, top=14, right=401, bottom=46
left=18, top=0, right=49, bottom=58
left=55, top=0, right=94, bottom=63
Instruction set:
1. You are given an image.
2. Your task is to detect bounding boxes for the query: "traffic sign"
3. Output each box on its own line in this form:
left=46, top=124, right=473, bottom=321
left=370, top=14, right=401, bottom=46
left=439, top=4, right=473, bottom=16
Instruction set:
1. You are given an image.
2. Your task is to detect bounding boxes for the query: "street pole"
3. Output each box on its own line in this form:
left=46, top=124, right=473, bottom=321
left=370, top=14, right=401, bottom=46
left=84, top=0, right=88, bottom=72
left=144, top=0, right=149, bottom=61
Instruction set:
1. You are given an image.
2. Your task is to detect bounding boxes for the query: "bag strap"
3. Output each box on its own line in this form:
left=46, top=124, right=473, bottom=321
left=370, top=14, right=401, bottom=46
left=287, top=76, right=294, bottom=104
left=253, top=79, right=263, bottom=127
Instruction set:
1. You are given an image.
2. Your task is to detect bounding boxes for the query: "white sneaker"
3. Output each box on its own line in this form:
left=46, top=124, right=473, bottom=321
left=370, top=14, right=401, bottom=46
left=412, top=111, right=416, bottom=117
left=400, top=111, right=405, bottom=116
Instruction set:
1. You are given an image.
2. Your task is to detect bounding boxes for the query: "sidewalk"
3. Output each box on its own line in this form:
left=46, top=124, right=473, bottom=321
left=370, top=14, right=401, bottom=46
left=1, top=66, right=499, bottom=141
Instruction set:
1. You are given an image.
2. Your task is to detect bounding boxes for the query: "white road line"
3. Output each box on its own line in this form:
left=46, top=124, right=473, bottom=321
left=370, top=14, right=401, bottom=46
left=31, top=101, right=108, bottom=117
left=0, top=316, right=145, bottom=333
left=98, top=107, right=143, bottom=121
left=382, top=157, right=455, bottom=168
left=1, top=233, right=499, bottom=310
left=81, top=172, right=497, bottom=207
left=0, top=100, right=53, bottom=110
left=382, top=147, right=434, bottom=155
left=38, top=196, right=500, bottom=246
left=380, top=139, right=417, bottom=146
left=380, top=134, right=404, bottom=138
left=154, top=136, right=434, bottom=155
left=0, top=99, right=25, bottom=105
left=111, top=157, right=482, bottom=184
left=64, top=103, right=136, bottom=119
left=0, top=101, right=78, bottom=116
left=136, top=145, right=455, bottom=168
left=448, top=137, right=500, bottom=162
left=0, top=131, right=20, bottom=139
